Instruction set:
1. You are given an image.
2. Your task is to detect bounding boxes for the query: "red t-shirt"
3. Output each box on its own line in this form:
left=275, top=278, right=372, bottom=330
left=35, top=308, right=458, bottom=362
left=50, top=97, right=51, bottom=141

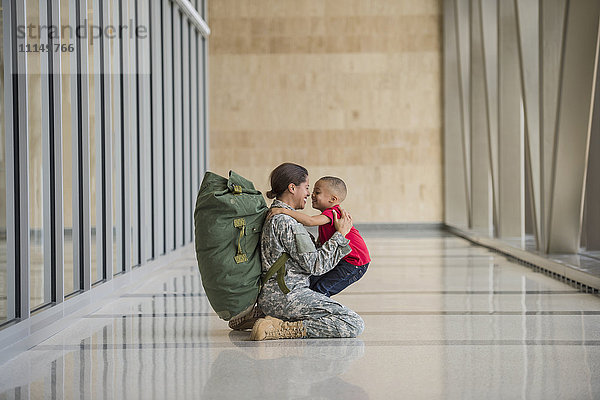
left=318, top=205, right=371, bottom=266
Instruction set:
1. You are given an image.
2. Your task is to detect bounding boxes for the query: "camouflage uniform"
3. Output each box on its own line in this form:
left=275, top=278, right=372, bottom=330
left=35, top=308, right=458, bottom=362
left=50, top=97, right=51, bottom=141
left=257, top=200, right=365, bottom=338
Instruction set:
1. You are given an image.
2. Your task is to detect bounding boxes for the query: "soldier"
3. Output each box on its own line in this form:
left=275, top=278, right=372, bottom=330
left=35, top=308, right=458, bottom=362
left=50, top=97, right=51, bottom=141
left=250, top=163, right=365, bottom=340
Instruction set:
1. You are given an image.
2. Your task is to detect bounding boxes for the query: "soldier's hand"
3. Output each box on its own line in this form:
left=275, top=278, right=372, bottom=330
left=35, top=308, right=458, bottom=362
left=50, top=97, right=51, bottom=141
left=333, top=208, right=353, bottom=237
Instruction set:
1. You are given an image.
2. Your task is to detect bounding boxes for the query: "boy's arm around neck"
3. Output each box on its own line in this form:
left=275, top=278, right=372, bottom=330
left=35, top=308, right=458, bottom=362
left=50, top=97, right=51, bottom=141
left=280, top=209, right=331, bottom=227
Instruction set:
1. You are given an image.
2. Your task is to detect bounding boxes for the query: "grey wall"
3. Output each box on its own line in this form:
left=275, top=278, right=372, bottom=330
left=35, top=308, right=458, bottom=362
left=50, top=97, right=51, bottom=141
left=443, top=0, right=600, bottom=255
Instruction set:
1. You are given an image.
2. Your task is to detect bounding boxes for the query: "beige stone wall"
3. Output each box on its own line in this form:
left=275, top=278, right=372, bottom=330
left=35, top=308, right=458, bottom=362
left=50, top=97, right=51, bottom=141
left=208, top=0, right=443, bottom=223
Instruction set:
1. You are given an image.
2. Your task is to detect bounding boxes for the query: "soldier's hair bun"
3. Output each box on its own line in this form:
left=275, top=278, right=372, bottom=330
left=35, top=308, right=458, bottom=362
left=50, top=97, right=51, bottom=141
left=268, top=163, right=308, bottom=199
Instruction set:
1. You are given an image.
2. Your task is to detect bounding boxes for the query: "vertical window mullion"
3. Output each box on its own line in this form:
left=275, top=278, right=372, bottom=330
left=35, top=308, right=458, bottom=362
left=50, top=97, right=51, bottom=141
left=190, top=27, right=198, bottom=214
left=137, top=0, right=152, bottom=263
left=111, top=0, right=123, bottom=276
left=125, top=0, right=140, bottom=268
left=2, top=0, right=14, bottom=323
left=148, top=0, right=155, bottom=259
left=100, top=0, right=112, bottom=282
left=25, top=0, right=49, bottom=311
left=195, top=33, right=204, bottom=180
left=172, top=7, right=182, bottom=248
left=88, top=0, right=105, bottom=283
left=120, top=0, right=132, bottom=273
left=182, top=20, right=190, bottom=245
left=202, top=35, right=208, bottom=173
left=49, top=0, right=64, bottom=303
left=77, top=0, right=92, bottom=291
left=134, top=0, right=142, bottom=264
left=37, top=0, right=53, bottom=306
left=4, top=0, right=29, bottom=320
left=163, top=0, right=174, bottom=252
left=150, top=0, right=164, bottom=257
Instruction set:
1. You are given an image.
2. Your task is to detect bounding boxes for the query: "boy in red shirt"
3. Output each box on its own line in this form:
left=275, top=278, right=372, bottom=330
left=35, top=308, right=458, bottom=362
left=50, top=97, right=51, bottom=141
left=269, top=176, right=370, bottom=297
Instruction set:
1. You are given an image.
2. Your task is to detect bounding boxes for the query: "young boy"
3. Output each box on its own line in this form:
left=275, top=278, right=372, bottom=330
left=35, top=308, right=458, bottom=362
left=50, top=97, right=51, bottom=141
left=269, top=176, right=370, bottom=297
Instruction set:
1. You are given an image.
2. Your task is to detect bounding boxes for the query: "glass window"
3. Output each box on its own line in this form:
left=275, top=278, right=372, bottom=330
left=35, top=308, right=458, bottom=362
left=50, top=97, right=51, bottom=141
left=173, top=9, right=183, bottom=248
left=109, top=0, right=122, bottom=275
left=150, top=0, right=165, bottom=257
left=27, top=0, right=47, bottom=310
left=0, top=3, right=7, bottom=322
left=89, top=0, right=103, bottom=283
left=127, top=0, right=140, bottom=267
left=163, top=0, right=175, bottom=253
left=190, top=30, right=198, bottom=211
left=199, top=36, right=206, bottom=174
left=61, top=0, right=78, bottom=296
left=182, top=21, right=190, bottom=244
left=139, top=0, right=152, bottom=262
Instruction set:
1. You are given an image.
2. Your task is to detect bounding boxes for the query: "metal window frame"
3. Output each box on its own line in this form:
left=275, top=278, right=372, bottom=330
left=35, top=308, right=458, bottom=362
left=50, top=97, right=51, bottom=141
left=163, top=0, right=175, bottom=252
left=172, top=0, right=209, bottom=37
left=0, top=0, right=212, bottom=348
left=100, top=0, right=113, bottom=282
left=15, top=0, right=29, bottom=317
left=74, top=0, right=92, bottom=292
left=39, top=0, right=53, bottom=308
left=119, top=0, right=132, bottom=273
left=190, top=27, right=198, bottom=209
left=90, top=0, right=104, bottom=284
left=125, top=0, right=140, bottom=268
left=498, top=0, right=524, bottom=239
left=3, top=0, right=21, bottom=322
left=182, top=18, right=191, bottom=244
left=48, top=0, right=65, bottom=303
left=172, top=6, right=183, bottom=248
left=469, top=0, right=492, bottom=236
left=133, top=0, right=152, bottom=264
left=583, top=61, right=600, bottom=251
left=443, top=0, right=469, bottom=229
left=202, top=20, right=209, bottom=173
left=150, top=0, right=165, bottom=258
left=143, top=0, right=153, bottom=262
left=63, top=0, right=80, bottom=295
left=109, top=0, right=124, bottom=276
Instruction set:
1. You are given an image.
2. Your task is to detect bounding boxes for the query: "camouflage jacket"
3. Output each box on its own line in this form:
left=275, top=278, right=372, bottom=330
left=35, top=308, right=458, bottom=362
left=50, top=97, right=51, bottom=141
left=260, top=200, right=352, bottom=292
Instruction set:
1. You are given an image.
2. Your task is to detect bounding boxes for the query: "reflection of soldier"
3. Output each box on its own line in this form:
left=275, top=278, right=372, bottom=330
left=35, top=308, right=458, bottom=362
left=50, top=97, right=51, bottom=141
left=203, top=336, right=367, bottom=400
left=251, top=163, right=364, bottom=340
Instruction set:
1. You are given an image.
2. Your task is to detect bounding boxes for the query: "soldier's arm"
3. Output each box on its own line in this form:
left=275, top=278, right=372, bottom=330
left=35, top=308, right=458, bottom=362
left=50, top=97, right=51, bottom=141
left=273, top=216, right=351, bottom=276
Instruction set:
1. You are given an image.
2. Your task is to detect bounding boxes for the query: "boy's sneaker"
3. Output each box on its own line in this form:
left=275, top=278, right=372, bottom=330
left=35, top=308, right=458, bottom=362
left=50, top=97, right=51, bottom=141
left=228, top=305, right=264, bottom=330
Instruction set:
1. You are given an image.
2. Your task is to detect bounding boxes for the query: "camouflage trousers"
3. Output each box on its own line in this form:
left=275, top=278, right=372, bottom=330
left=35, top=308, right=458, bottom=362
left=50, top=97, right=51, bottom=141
left=257, top=284, right=364, bottom=338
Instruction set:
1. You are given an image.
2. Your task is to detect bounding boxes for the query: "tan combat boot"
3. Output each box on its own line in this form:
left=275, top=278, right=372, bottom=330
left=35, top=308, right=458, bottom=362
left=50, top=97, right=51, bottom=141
left=228, top=305, right=265, bottom=330
left=250, top=316, right=307, bottom=340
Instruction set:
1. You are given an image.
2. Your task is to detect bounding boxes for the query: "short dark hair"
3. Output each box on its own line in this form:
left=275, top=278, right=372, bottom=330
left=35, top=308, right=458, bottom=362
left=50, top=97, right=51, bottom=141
left=318, top=176, right=347, bottom=202
left=266, top=163, right=309, bottom=199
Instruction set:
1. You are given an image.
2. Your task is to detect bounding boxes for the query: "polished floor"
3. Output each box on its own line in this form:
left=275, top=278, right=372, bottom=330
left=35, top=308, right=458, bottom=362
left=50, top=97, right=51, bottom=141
left=1, top=230, right=600, bottom=399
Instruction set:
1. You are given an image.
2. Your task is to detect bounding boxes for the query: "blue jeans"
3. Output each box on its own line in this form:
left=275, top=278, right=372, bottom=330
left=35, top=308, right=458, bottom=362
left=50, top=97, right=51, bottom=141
left=309, top=260, right=369, bottom=297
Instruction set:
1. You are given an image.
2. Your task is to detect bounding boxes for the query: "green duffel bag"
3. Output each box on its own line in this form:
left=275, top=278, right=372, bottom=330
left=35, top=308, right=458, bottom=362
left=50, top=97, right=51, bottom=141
left=194, top=170, right=289, bottom=321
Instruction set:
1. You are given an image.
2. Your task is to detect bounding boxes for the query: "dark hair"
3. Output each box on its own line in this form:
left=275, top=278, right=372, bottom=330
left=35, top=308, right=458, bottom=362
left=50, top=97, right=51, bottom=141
left=266, top=163, right=309, bottom=199
left=318, top=176, right=347, bottom=202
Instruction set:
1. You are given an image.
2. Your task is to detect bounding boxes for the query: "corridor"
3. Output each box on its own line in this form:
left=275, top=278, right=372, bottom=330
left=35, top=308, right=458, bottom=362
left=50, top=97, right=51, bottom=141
left=1, top=228, right=599, bottom=399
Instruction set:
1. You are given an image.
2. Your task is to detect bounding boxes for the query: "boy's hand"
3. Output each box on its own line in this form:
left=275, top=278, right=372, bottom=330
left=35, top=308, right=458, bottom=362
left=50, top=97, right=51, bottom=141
left=333, top=208, right=353, bottom=237
left=266, top=207, right=286, bottom=220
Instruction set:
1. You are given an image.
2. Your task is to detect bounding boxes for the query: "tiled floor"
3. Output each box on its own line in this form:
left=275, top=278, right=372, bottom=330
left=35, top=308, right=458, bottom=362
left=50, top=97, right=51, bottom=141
left=1, top=230, right=600, bottom=399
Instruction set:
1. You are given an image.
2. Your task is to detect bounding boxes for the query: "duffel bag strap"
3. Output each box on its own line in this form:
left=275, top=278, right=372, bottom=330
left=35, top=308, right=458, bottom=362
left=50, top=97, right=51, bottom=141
left=262, top=253, right=290, bottom=294
left=234, top=218, right=248, bottom=263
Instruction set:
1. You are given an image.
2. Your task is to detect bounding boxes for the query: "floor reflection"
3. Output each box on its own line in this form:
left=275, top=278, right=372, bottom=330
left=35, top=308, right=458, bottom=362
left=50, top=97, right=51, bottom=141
left=2, top=234, right=600, bottom=399
left=203, top=332, right=366, bottom=399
